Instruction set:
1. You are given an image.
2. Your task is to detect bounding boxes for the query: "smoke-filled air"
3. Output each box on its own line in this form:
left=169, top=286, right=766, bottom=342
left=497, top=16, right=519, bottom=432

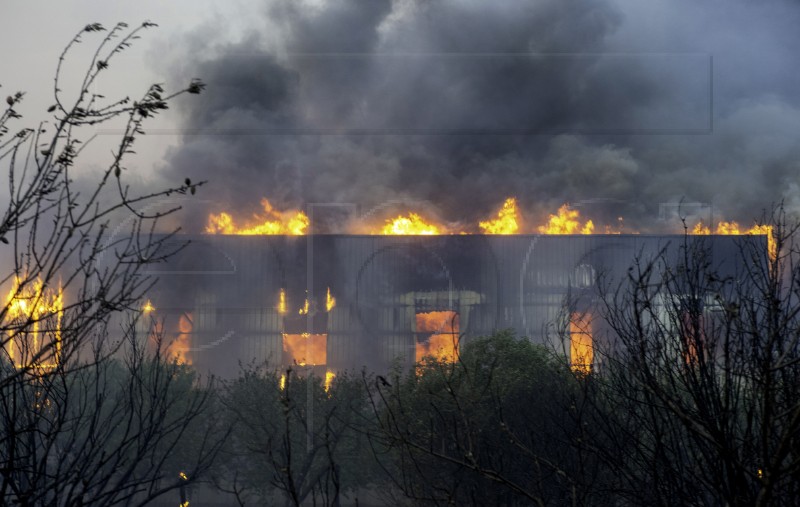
left=157, top=0, right=800, bottom=234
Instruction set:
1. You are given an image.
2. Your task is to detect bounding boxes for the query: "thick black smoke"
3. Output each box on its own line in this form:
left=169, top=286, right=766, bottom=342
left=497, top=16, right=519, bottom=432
left=159, top=0, right=800, bottom=232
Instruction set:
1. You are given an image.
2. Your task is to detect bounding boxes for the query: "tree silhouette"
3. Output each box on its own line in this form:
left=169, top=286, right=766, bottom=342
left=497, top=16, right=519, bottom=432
left=0, top=22, right=225, bottom=505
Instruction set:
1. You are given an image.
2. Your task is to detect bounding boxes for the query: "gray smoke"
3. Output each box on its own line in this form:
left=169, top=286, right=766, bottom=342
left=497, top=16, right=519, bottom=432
left=158, top=0, right=800, bottom=232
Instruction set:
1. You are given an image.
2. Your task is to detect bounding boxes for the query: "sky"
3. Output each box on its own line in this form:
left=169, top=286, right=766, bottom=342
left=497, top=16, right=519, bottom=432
left=3, top=0, right=800, bottom=233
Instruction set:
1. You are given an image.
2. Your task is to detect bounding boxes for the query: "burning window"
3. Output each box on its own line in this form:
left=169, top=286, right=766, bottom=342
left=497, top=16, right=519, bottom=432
left=170, top=312, right=193, bottom=365
left=678, top=296, right=705, bottom=366
left=415, top=311, right=459, bottom=363
left=141, top=303, right=192, bottom=365
left=283, top=333, right=327, bottom=366
left=569, top=311, right=593, bottom=374
left=4, top=276, right=63, bottom=369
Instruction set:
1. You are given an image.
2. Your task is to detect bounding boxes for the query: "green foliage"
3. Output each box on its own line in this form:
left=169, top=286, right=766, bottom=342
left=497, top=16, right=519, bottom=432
left=373, top=331, right=596, bottom=506
left=217, top=365, right=378, bottom=506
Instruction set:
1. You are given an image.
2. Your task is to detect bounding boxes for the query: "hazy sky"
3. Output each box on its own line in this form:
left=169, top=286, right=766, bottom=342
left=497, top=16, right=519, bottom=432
left=3, top=0, right=800, bottom=232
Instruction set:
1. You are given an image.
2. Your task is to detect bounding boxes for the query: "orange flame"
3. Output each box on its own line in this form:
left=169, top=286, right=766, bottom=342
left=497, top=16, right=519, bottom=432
left=692, top=222, right=711, bottom=235
left=298, top=297, right=309, bottom=315
left=415, top=311, right=459, bottom=363
left=538, top=204, right=594, bottom=235
left=379, top=213, right=442, bottom=235
left=142, top=299, right=155, bottom=313
left=283, top=333, right=327, bottom=366
left=206, top=198, right=308, bottom=235
left=569, top=311, right=593, bottom=374
left=278, top=289, right=287, bottom=314
left=692, top=220, right=776, bottom=260
left=479, top=197, right=520, bottom=234
left=326, top=288, right=336, bottom=312
left=4, top=276, right=63, bottom=368
left=167, top=312, right=193, bottom=365
left=324, top=370, right=335, bottom=392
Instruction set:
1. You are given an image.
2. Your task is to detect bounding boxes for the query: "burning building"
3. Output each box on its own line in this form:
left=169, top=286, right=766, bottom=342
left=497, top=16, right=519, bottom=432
left=140, top=233, right=766, bottom=378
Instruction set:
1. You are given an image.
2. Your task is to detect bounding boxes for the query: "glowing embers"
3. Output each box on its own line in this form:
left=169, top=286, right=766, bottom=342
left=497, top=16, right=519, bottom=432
left=205, top=198, right=309, bottom=235
left=692, top=220, right=776, bottom=260
left=569, top=311, right=593, bottom=374
left=283, top=333, right=327, bottom=366
left=539, top=204, right=594, bottom=235
left=3, top=276, right=63, bottom=369
left=415, top=311, right=459, bottom=363
left=379, top=213, right=442, bottom=235
left=479, top=197, right=520, bottom=234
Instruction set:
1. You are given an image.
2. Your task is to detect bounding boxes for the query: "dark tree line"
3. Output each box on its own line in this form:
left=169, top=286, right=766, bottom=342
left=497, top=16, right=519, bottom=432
left=584, top=215, right=800, bottom=506
left=358, top=213, right=800, bottom=506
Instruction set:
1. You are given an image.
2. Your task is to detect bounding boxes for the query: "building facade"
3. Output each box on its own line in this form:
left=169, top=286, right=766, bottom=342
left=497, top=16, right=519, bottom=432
left=142, top=234, right=764, bottom=377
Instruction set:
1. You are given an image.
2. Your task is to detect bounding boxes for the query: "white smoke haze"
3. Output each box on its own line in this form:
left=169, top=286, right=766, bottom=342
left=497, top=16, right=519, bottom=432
left=147, top=0, right=800, bottom=232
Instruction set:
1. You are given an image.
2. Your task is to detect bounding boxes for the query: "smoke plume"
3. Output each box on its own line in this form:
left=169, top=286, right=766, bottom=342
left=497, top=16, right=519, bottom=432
left=158, top=0, right=800, bottom=232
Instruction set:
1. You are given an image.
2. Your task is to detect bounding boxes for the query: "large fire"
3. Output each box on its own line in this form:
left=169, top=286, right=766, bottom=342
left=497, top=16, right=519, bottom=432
left=3, top=276, right=63, bottom=369
left=206, top=198, right=309, bottom=235
left=379, top=213, right=442, bottom=235
left=538, top=204, right=594, bottom=235
left=569, top=311, right=593, bottom=374
left=692, top=220, right=776, bottom=260
left=283, top=333, right=327, bottom=366
left=479, top=197, right=520, bottom=234
left=415, top=311, right=459, bottom=363
left=202, top=198, right=774, bottom=261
